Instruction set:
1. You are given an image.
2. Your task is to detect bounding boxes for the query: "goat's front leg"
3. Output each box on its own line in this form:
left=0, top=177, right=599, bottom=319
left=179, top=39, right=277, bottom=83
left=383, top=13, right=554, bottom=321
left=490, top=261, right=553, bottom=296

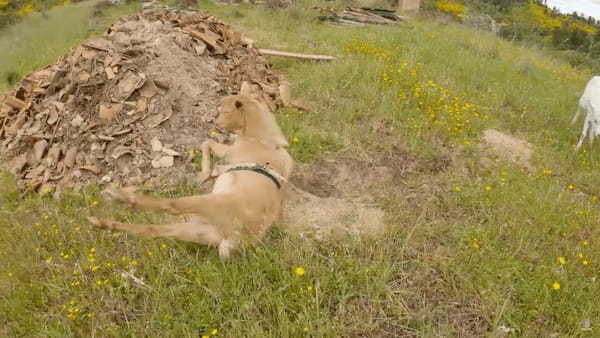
left=571, top=107, right=582, bottom=125
left=198, top=139, right=232, bottom=184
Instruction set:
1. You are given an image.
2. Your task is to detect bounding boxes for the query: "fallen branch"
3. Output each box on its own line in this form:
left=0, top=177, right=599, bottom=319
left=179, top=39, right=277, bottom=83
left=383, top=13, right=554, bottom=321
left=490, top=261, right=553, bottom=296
left=258, top=49, right=335, bottom=61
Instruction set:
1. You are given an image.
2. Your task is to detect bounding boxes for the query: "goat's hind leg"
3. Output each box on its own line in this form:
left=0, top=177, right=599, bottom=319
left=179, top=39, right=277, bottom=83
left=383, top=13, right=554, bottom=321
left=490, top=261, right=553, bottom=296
left=571, top=107, right=582, bottom=125
left=89, top=217, right=237, bottom=259
left=103, top=187, right=233, bottom=220
left=575, top=118, right=591, bottom=152
left=88, top=217, right=223, bottom=245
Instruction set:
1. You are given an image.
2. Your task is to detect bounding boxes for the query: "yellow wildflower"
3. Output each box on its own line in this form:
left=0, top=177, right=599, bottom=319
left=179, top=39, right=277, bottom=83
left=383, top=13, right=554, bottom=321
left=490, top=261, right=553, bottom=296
left=211, top=329, right=218, bottom=335
left=294, top=267, right=305, bottom=276
left=558, top=257, right=565, bottom=265
left=552, top=282, right=561, bottom=290
left=583, top=260, right=589, bottom=265
left=454, top=186, right=461, bottom=192
left=484, top=186, right=492, bottom=191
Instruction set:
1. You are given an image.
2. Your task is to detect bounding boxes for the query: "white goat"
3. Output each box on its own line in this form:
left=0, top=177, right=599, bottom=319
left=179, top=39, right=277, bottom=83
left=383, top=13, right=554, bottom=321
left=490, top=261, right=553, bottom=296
left=572, top=76, right=600, bottom=151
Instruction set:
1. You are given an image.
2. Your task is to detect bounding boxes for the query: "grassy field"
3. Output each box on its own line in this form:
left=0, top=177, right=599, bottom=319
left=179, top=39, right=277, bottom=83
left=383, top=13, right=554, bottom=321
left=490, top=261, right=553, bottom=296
left=0, top=0, right=140, bottom=92
left=2, top=0, right=600, bottom=336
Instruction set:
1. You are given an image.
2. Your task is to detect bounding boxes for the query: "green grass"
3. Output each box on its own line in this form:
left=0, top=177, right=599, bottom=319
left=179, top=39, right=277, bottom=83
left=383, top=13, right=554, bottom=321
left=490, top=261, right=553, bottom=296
left=2, top=0, right=600, bottom=336
left=0, top=0, right=140, bottom=92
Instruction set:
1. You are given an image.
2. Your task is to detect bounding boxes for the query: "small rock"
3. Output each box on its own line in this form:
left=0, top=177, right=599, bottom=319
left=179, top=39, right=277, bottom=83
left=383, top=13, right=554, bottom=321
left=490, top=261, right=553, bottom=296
left=99, top=103, right=123, bottom=121
left=162, top=147, right=180, bottom=156
left=582, top=319, right=592, bottom=331
left=31, top=140, right=48, bottom=164
left=151, top=155, right=174, bottom=168
left=150, top=137, right=163, bottom=152
left=71, top=114, right=84, bottom=127
left=80, top=165, right=102, bottom=175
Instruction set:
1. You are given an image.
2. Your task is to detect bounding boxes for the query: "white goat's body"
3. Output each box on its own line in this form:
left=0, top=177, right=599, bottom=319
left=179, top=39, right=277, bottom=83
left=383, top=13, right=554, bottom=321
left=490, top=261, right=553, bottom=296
left=573, top=76, right=600, bottom=151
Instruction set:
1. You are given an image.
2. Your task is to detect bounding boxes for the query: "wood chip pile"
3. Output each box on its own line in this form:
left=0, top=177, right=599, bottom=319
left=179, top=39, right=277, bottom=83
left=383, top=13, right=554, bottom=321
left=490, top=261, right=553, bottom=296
left=0, top=9, right=289, bottom=194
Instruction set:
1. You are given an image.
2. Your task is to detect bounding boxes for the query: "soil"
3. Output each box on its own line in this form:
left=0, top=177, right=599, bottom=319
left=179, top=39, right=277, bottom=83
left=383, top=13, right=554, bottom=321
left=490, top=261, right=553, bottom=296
left=282, top=150, right=421, bottom=238
left=481, top=129, right=533, bottom=169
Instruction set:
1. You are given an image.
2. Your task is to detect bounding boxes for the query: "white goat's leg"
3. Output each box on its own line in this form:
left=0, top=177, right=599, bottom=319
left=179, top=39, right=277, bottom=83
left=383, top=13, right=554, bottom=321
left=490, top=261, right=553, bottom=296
left=588, top=122, right=596, bottom=163
left=575, top=119, right=590, bottom=152
left=571, top=107, right=582, bottom=125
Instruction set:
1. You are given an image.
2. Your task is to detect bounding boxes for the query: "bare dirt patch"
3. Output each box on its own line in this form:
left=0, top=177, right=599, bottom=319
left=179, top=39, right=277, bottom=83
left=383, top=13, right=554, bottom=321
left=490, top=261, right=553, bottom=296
left=290, top=148, right=420, bottom=199
left=480, top=129, right=533, bottom=169
left=0, top=9, right=289, bottom=194
left=282, top=150, right=424, bottom=238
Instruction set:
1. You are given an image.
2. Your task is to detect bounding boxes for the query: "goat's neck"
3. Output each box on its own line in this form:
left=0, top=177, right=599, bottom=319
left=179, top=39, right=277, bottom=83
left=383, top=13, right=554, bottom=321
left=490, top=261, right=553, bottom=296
left=240, top=110, right=286, bottom=147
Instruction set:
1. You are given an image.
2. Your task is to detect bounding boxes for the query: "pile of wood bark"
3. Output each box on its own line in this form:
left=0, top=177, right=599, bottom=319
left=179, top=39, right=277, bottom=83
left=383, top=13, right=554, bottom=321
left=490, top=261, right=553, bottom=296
left=0, top=9, right=291, bottom=194
left=318, top=7, right=405, bottom=26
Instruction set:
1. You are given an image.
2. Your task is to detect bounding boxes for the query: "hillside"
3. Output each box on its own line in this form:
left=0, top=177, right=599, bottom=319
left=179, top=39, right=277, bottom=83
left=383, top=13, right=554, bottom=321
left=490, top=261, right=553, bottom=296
left=1, top=0, right=600, bottom=336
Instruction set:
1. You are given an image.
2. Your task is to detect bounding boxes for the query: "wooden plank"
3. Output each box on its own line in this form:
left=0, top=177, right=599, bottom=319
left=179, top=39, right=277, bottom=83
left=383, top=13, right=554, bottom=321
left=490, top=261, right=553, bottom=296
left=258, top=49, right=335, bottom=61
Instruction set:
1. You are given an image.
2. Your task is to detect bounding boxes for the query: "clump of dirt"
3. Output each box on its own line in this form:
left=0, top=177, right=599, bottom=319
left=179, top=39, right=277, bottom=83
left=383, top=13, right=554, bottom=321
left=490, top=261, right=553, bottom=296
left=0, top=9, right=290, bottom=194
left=281, top=186, right=387, bottom=239
left=481, top=129, right=533, bottom=169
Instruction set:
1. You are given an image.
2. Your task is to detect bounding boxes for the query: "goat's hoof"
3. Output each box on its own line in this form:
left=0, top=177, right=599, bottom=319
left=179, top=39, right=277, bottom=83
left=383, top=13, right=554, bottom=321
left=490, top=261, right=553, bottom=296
left=102, top=187, right=137, bottom=205
left=88, top=216, right=106, bottom=228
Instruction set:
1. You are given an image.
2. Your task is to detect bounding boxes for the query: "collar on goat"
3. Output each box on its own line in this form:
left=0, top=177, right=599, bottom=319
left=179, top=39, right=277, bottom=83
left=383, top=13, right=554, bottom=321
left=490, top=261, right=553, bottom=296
left=225, top=163, right=284, bottom=189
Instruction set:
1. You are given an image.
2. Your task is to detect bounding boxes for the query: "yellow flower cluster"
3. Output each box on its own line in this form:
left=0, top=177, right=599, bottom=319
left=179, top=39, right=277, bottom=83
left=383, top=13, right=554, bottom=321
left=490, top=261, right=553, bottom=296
left=529, top=3, right=597, bottom=35
left=345, top=38, right=486, bottom=142
left=62, top=299, right=93, bottom=321
left=3, top=0, right=72, bottom=17
left=435, top=0, right=465, bottom=20
left=531, top=60, right=584, bottom=83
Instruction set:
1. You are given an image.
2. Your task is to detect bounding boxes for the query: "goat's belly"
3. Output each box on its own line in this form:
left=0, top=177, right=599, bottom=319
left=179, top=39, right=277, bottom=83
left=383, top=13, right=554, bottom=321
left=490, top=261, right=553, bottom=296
left=212, top=173, right=237, bottom=193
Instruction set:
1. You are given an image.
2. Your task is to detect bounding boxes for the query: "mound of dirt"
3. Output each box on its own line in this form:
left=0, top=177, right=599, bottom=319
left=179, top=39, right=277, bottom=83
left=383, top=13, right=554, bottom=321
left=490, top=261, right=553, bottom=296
left=282, top=186, right=386, bottom=239
left=481, top=129, right=533, bottom=169
left=0, top=9, right=290, bottom=194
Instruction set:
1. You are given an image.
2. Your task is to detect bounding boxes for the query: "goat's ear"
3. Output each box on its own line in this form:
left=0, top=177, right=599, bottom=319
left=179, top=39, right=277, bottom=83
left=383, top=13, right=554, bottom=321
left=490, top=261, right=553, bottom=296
left=235, top=100, right=243, bottom=109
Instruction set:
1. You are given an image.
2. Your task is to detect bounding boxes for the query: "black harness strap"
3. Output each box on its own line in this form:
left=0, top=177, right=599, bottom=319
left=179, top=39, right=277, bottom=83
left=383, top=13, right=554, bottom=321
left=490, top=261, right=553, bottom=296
left=226, top=165, right=282, bottom=189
